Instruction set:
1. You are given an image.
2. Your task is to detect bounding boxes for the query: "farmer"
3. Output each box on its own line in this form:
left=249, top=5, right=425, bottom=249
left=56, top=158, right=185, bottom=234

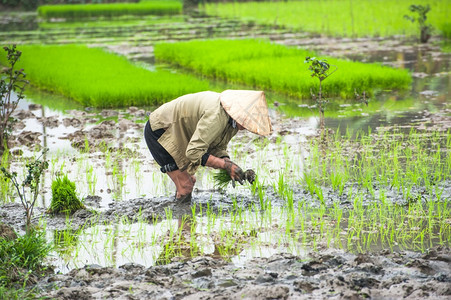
left=144, top=90, right=272, bottom=203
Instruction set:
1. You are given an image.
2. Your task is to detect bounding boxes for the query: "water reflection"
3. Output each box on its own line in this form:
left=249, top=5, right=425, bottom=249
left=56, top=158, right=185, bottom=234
left=50, top=221, right=178, bottom=274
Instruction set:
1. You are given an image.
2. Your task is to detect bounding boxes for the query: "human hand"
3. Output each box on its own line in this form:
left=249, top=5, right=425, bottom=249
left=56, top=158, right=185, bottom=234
left=244, top=169, right=256, bottom=184
left=224, top=160, right=244, bottom=187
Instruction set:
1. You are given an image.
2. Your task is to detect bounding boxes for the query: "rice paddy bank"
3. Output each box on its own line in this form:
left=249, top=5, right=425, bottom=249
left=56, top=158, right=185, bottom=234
left=0, top=44, right=209, bottom=108
left=155, top=39, right=412, bottom=99
left=201, top=0, right=450, bottom=39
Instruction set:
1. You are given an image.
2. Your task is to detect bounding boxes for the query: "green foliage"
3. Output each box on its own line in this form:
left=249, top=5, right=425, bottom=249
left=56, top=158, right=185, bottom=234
left=0, top=45, right=29, bottom=155
left=38, top=1, right=182, bottom=20
left=0, top=229, right=52, bottom=287
left=305, top=56, right=337, bottom=81
left=304, top=56, right=338, bottom=134
left=404, top=4, right=433, bottom=43
left=0, top=45, right=209, bottom=108
left=155, top=39, right=411, bottom=99
left=50, top=175, right=84, bottom=214
left=0, top=150, right=48, bottom=230
left=202, top=0, right=449, bottom=38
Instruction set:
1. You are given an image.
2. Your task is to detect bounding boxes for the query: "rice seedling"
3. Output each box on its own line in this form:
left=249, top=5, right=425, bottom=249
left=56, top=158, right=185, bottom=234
left=52, top=227, right=81, bottom=259
left=155, top=39, right=411, bottom=99
left=48, top=174, right=85, bottom=214
left=0, top=45, right=210, bottom=108
left=213, top=169, right=232, bottom=190
left=85, top=165, right=97, bottom=195
left=201, top=0, right=449, bottom=38
left=38, top=1, right=182, bottom=20
left=279, top=128, right=451, bottom=252
left=54, top=215, right=179, bottom=269
left=213, top=168, right=257, bottom=189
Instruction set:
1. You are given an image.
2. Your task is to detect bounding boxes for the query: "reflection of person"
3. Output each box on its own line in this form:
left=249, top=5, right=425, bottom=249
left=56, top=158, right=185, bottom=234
left=144, top=90, right=272, bottom=203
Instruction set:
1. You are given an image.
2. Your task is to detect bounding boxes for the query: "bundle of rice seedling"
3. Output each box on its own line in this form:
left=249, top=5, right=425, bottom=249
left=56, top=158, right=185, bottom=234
left=213, top=169, right=256, bottom=189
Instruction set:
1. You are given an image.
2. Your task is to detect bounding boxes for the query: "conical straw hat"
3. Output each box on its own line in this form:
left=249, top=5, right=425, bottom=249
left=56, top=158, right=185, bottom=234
left=220, top=90, right=272, bottom=136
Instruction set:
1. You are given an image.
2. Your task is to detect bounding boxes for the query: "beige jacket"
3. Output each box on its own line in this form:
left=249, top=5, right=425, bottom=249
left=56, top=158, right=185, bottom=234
left=149, top=91, right=238, bottom=174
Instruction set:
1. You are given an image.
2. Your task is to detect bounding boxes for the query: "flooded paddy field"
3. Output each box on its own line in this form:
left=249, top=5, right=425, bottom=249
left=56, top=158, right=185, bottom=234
left=0, top=8, right=450, bottom=300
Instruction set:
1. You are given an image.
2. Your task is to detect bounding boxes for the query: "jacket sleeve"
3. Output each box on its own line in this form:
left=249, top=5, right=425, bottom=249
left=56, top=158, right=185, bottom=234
left=210, top=148, right=230, bottom=159
left=185, top=107, right=228, bottom=165
left=209, top=132, right=233, bottom=159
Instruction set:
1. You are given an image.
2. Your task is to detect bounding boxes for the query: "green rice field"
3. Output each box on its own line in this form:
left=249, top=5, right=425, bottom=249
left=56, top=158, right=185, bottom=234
left=155, top=39, right=412, bottom=99
left=202, top=0, right=450, bottom=38
left=0, top=45, right=209, bottom=107
left=0, top=4, right=450, bottom=299
left=38, top=0, right=182, bottom=20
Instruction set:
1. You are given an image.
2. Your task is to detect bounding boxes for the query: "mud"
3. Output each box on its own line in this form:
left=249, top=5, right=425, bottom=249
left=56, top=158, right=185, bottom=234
left=32, top=247, right=451, bottom=299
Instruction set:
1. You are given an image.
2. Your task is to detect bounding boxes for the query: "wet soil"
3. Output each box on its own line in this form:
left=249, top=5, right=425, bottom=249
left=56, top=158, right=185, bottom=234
left=33, top=247, right=451, bottom=299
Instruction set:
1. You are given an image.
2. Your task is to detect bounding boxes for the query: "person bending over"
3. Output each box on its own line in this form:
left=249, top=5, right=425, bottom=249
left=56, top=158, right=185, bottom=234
left=144, top=89, right=272, bottom=203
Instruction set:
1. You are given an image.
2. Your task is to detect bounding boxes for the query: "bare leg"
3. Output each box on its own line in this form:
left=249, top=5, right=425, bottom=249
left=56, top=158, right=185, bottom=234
left=167, top=170, right=195, bottom=202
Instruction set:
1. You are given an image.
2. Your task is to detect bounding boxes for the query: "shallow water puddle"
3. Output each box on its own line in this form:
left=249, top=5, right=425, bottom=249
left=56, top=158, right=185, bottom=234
left=49, top=208, right=310, bottom=274
left=49, top=220, right=178, bottom=273
left=47, top=197, right=449, bottom=274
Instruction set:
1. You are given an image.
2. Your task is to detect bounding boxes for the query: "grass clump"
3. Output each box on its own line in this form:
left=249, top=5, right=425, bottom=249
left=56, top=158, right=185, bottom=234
left=155, top=39, right=411, bottom=99
left=38, top=1, right=182, bottom=20
left=49, top=175, right=84, bottom=214
left=202, top=0, right=450, bottom=38
left=0, top=228, right=52, bottom=289
left=0, top=45, right=209, bottom=108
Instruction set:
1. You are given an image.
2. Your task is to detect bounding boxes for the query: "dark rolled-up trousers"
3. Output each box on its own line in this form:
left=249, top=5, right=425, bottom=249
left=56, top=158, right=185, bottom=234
left=144, top=120, right=179, bottom=173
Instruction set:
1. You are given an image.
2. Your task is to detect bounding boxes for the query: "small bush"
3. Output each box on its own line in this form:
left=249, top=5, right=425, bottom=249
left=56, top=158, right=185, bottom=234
left=49, top=175, right=85, bottom=214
